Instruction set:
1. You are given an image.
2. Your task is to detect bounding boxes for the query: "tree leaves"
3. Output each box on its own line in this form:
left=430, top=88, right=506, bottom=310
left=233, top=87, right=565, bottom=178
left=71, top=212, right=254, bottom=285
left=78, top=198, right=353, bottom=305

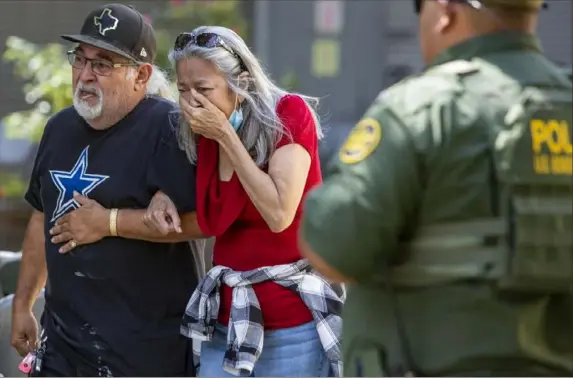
left=2, top=36, right=72, bottom=142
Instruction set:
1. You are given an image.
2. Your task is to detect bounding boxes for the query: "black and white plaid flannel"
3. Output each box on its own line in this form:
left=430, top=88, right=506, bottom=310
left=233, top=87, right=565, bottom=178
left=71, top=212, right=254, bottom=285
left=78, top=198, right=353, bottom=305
left=180, top=259, right=345, bottom=377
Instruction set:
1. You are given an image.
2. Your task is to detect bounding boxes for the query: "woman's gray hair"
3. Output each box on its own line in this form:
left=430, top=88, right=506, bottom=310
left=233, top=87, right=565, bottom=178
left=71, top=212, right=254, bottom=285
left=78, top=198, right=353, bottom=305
left=168, top=25, right=322, bottom=166
left=146, top=65, right=175, bottom=100
left=128, top=65, right=175, bottom=101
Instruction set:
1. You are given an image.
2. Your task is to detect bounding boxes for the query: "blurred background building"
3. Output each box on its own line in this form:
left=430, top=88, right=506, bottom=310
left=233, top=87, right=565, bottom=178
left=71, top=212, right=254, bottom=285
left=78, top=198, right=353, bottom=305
left=0, top=0, right=571, bottom=252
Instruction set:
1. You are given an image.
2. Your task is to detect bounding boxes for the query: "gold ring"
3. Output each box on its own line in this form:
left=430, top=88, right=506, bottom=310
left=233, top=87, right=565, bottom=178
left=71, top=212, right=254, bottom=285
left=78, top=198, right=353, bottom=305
left=70, top=240, right=77, bottom=249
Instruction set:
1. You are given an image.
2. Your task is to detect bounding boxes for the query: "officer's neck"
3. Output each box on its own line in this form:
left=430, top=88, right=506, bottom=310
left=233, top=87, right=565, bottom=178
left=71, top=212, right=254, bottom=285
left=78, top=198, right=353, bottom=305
left=441, top=18, right=537, bottom=59
left=469, top=12, right=538, bottom=36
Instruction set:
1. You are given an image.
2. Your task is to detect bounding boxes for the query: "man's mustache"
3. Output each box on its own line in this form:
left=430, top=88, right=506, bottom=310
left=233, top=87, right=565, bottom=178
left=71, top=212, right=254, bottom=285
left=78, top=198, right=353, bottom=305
left=76, top=83, right=101, bottom=96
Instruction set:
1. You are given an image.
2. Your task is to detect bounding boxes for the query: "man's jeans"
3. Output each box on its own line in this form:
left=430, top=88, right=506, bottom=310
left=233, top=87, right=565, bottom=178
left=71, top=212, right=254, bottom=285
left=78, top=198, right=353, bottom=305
left=197, top=321, right=331, bottom=377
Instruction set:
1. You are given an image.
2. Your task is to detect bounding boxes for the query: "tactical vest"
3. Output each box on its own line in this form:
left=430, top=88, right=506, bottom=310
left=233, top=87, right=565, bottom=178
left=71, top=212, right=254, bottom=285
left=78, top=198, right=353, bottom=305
left=391, top=60, right=573, bottom=294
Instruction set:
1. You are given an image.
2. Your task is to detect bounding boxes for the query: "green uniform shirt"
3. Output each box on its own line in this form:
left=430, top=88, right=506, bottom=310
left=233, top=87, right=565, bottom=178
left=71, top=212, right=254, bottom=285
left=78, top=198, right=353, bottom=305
left=302, top=31, right=573, bottom=376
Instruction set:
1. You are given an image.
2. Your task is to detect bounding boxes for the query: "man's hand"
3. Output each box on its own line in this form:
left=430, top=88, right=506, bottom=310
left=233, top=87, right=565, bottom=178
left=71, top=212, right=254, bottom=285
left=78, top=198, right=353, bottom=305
left=11, top=309, right=39, bottom=357
left=143, top=191, right=182, bottom=235
left=49, top=192, right=110, bottom=253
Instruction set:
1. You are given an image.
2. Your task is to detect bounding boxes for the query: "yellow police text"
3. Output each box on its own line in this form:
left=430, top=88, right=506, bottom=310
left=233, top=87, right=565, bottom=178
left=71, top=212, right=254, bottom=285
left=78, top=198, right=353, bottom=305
left=530, top=119, right=572, bottom=176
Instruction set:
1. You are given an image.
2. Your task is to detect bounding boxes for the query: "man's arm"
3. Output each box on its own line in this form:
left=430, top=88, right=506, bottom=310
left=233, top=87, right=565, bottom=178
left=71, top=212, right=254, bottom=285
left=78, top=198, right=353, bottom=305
left=52, top=114, right=203, bottom=249
left=117, top=116, right=202, bottom=242
left=13, top=210, right=46, bottom=313
left=14, top=118, right=52, bottom=311
left=300, top=106, right=422, bottom=283
left=50, top=195, right=205, bottom=254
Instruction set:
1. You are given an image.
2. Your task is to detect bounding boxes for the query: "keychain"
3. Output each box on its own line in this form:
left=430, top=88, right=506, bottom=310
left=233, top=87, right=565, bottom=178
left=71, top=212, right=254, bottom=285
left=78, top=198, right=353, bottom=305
left=34, top=332, right=48, bottom=374
left=28, top=329, right=48, bottom=375
left=18, top=352, right=36, bottom=375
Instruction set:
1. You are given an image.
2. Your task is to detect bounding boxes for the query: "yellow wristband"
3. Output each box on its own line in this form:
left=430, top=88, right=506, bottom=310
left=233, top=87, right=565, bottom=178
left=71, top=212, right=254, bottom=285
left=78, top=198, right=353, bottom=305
left=109, top=208, right=119, bottom=237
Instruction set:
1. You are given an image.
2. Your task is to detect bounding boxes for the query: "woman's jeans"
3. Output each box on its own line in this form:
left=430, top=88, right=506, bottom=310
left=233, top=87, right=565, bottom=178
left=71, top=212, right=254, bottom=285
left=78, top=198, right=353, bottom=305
left=197, top=321, right=331, bottom=377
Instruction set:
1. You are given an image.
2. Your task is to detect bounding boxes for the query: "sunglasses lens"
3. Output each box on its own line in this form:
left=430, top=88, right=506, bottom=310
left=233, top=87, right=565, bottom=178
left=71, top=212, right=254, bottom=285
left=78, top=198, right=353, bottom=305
left=174, top=33, right=193, bottom=51
left=195, top=33, right=220, bottom=48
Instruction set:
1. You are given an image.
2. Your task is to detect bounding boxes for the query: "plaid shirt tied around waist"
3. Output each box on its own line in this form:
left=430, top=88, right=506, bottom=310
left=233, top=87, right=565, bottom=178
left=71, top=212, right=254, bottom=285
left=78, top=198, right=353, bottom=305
left=180, top=259, right=345, bottom=377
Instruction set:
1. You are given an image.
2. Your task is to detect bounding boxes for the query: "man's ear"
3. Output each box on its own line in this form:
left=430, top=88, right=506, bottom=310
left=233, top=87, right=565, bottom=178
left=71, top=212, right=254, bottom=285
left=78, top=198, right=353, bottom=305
left=237, top=71, right=250, bottom=105
left=435, top=0, right=456, bottom=33
left=133, top=64, right=153, bottom=91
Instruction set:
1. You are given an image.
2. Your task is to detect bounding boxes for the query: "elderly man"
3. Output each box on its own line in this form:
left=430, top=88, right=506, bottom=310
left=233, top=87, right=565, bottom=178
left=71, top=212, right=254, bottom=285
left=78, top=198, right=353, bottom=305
left=301, top=0, right=572, bottom=376
left=11, top=4, right=203, bottom=376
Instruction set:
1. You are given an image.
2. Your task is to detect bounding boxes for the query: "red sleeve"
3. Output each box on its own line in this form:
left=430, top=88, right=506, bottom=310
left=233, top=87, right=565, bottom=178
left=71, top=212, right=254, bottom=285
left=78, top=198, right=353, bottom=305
left=275, top=94, right=317, bottom=156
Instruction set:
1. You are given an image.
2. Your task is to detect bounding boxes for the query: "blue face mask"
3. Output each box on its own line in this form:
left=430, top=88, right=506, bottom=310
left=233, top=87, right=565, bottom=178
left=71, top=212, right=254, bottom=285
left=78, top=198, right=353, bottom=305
left=228, top=107, right=244, bottom=131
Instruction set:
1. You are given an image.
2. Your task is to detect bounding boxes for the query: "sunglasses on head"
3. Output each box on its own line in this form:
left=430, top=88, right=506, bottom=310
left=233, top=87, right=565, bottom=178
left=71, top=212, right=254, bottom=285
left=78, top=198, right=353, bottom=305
left=173, top=32, right=247, bottom=71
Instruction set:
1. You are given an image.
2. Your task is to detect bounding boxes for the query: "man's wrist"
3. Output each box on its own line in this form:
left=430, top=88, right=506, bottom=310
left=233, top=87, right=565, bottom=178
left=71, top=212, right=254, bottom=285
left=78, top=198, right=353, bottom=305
left=12, top=296, right=34, bottom=314
left=109, top=208, right=119, bottom=237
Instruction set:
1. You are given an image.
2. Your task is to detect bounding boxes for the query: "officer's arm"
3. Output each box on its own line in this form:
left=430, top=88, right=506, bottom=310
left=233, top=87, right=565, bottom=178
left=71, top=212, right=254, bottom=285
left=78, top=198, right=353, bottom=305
left=300, top=107, right=422, bottom=283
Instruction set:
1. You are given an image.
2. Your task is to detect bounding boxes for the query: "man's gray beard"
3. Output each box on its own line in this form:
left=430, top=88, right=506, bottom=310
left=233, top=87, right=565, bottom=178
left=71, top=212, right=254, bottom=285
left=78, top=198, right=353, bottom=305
left=73, top=82, right=103, bottom=120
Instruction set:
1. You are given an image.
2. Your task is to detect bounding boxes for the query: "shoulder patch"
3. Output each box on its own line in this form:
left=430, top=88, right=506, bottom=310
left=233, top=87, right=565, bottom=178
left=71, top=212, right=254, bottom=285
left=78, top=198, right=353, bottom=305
left=339, top=118, right=382, bottom=164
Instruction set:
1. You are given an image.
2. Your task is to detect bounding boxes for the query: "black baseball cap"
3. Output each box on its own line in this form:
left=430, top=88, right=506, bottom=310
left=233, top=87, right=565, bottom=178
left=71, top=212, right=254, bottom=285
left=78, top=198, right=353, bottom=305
left=61, top=3, right=156, bottom=64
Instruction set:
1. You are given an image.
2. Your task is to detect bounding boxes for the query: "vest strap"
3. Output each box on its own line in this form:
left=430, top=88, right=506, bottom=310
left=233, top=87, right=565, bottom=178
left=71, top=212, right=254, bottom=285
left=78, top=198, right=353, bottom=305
left=389, top=218, right=507, bottom=287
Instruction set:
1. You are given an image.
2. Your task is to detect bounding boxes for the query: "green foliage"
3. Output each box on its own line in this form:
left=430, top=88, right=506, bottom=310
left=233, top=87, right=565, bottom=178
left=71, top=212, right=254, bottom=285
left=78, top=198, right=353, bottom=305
left=2, top=36, right=72, bottom=142
left=0, top=173, right=27, bottom=197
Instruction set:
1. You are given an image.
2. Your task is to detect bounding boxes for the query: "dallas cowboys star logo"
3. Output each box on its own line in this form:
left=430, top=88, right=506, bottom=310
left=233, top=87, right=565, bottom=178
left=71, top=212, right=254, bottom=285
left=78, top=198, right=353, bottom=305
left=49, top=146, right=109, bottom=222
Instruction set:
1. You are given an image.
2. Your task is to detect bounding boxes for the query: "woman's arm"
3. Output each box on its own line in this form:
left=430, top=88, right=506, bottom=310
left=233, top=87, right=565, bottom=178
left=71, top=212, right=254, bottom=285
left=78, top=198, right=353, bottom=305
left=184, top=91, right=317, bottom=233
left=118, top=209, right=204, bottom=243
left=219, top=134, right=311, bottom=232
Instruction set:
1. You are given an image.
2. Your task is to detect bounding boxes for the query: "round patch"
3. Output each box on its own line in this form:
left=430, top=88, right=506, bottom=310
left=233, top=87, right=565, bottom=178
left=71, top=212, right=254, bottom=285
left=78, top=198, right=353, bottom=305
left=339, top=118, right=382, bottom=164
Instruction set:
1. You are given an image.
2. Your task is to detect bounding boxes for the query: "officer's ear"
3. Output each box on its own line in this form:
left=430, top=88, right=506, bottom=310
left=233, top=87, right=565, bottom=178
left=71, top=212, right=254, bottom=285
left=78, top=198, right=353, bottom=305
left=434, top=0, right=456, bottom=33
left=132, top=63, right=153, bottom=92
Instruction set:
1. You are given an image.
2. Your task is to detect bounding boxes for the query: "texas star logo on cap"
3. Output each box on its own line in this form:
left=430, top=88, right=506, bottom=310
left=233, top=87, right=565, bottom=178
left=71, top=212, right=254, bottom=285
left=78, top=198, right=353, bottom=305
left=93, top=8, right=119, bottom=36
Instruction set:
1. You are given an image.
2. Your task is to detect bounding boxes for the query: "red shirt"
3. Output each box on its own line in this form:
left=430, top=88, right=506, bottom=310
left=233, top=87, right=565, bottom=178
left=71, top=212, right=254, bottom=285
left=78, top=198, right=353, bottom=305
left=214, top=95, right=321, bottom=329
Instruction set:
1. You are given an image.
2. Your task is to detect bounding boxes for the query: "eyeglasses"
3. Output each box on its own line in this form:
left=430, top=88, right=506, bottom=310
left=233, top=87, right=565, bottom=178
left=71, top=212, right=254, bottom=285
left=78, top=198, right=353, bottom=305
left=66, top=50, right=138, bottom=76
left=173, top=32, right=247, bottom=71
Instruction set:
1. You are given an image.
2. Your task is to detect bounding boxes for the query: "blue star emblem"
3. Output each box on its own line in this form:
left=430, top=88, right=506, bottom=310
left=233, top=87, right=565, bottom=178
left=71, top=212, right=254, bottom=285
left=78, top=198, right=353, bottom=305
left=49, top=146, right=109, bottom=222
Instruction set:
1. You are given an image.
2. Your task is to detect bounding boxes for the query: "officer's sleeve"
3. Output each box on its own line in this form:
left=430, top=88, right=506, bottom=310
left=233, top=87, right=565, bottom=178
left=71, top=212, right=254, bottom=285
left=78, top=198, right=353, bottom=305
left=147, top=125, right=197, bottom=213
left=302, top=105, right=422, bottom=281
left=24, top=119, right=54, bottom=212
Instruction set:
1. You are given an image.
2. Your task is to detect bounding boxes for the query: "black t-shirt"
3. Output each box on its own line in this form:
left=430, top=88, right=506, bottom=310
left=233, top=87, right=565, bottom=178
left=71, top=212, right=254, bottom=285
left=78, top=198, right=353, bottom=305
left=25, top=96, right=198, bottom=376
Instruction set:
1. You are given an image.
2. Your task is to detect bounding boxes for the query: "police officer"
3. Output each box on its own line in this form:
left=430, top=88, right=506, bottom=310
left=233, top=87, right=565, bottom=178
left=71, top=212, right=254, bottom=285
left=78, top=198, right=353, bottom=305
left=299, top=0, right=572, bottom=376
